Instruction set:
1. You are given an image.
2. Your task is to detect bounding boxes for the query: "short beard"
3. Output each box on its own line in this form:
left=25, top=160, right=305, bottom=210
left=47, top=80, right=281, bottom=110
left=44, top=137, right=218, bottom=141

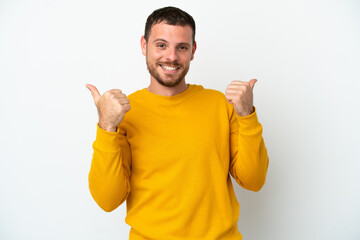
left=146, top=60, right=189, bottom=88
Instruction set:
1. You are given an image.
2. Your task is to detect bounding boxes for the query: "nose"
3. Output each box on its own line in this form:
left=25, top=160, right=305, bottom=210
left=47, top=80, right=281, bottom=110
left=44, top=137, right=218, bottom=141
left=166, top=47, right=179, bottom=62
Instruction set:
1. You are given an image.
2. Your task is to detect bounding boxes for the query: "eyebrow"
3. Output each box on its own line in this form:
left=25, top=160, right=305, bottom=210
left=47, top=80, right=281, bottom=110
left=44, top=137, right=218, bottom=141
left=153, top=38, right=168, bottom=43
left=153, top=38, right=191, bottom=47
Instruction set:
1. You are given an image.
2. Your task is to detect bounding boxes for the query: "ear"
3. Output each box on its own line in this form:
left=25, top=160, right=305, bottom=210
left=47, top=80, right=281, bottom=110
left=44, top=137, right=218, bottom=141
left=140, top=36, right=147, bottom=56
left=190, top=41, right=197, bottom=61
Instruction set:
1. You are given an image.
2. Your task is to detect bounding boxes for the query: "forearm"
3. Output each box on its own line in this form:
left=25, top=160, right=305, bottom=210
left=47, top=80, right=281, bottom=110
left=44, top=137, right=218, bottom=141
left=230, top=109, right=269, bottom=191
left=88, top=124, right=130, bottom=212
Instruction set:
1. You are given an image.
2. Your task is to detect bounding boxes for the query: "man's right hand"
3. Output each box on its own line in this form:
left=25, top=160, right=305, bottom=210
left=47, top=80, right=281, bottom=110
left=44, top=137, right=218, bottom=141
left=86, top=84, right=131, bottom=132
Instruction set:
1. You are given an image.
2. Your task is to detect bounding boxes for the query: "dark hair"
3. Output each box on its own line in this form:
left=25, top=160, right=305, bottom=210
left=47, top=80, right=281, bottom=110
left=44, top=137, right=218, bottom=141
left=144, top=6, right=196, bottom=44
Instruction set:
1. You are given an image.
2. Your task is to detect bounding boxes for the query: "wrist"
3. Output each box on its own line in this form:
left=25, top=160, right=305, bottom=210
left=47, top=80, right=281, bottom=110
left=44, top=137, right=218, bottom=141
left=236, top=106, right=254, bottom=117
left=98, top=121, right=117, bottom=132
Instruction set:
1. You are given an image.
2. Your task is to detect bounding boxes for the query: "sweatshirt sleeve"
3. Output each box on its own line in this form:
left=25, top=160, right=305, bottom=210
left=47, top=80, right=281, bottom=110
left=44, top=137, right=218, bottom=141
left=88, top=123, right=131, bottom=212
left=229, top=106, right=269, bottom=192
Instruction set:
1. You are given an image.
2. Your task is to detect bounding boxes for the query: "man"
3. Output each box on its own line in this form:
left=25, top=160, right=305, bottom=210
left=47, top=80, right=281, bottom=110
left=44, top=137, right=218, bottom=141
left=86, top=6, right=269, bottom=240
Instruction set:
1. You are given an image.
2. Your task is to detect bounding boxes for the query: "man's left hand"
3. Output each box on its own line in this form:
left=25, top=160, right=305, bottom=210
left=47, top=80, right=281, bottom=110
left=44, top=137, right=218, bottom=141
left=225, top=79, right=257, bottom=117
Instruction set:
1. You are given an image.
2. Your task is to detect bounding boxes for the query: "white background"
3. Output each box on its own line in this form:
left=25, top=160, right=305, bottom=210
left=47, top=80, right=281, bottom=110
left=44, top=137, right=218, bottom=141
left=1, top=0, right=359, bottom=239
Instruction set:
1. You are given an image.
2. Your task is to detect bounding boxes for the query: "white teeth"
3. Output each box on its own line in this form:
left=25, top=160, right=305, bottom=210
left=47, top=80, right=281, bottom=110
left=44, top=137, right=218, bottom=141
left=161, top=65, right=178, bottom=70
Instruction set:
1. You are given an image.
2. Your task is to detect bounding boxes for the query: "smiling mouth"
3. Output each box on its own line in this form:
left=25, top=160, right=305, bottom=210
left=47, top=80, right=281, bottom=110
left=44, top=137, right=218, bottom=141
left=159, top=64, right=180, bottom=71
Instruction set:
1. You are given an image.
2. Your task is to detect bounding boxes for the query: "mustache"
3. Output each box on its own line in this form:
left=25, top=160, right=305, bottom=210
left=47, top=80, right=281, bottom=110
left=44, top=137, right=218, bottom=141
left=158, top=61, right=182, bottom=67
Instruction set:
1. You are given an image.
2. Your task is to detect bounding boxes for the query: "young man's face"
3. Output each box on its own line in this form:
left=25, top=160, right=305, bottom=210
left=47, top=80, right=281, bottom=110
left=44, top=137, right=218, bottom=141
left=141, top=22, right=196, bottom=87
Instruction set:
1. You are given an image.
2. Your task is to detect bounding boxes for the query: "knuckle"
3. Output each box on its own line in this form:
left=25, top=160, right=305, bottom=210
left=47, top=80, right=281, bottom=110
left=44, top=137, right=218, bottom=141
left=110, top=88, right=122, bottom=92
left=239, top=85, right=247, bottom=91
left=107, top=89, right=122, bottom=96
left=104, top=91, right=115, bottom=97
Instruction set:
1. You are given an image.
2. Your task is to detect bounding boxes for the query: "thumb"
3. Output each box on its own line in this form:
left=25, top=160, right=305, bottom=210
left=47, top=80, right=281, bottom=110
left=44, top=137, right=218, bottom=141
left=249, top=79, right=257, bottom=90
left=86, top=84, right=101, bottom=105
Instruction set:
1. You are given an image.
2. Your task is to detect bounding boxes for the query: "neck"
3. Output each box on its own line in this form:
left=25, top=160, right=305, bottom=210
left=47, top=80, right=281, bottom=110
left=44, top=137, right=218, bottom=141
left=146, top=78, right=188, bottom=97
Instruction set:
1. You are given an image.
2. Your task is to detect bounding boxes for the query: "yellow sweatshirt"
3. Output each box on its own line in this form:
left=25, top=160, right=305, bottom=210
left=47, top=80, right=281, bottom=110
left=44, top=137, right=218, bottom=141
left=88, top=84, right=269, bottom=240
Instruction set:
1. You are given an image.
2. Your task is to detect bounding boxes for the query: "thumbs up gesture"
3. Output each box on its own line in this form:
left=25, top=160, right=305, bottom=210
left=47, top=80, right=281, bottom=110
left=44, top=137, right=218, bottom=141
left=86, top=84, right=131, bottom=132
left=225, top=79, right=257, bottom=117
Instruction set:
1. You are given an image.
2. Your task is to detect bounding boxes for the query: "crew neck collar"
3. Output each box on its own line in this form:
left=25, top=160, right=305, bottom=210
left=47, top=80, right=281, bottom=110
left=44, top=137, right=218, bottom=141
left=141, top=84, right=195, bottom=102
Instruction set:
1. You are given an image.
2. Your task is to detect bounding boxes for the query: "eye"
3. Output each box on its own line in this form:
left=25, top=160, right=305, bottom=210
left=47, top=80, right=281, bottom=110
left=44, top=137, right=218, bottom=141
left=157, top=44, right=165, bottom=48
left=179, top=46, right=188, bottom=50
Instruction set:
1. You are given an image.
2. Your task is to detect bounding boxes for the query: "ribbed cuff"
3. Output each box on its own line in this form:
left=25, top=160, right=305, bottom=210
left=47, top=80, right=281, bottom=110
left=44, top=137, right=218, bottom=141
left=94, top=123, right=121, bottom=151
left=235, top=106, right=261, bottom=132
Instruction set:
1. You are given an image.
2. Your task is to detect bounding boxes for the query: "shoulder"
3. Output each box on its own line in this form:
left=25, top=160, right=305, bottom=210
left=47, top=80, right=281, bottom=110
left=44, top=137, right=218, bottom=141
left=191, top=84, right=235, bottom=119
left=191, top=84, right=226, bottom=101
left=191, top=84, right=232, bottom=111
left=127, top=89, right=146, bottom=102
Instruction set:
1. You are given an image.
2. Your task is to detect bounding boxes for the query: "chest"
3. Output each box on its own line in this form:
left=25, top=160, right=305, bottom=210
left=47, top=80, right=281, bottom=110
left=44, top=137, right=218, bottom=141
left=122, top=100, right=231, bottom=177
